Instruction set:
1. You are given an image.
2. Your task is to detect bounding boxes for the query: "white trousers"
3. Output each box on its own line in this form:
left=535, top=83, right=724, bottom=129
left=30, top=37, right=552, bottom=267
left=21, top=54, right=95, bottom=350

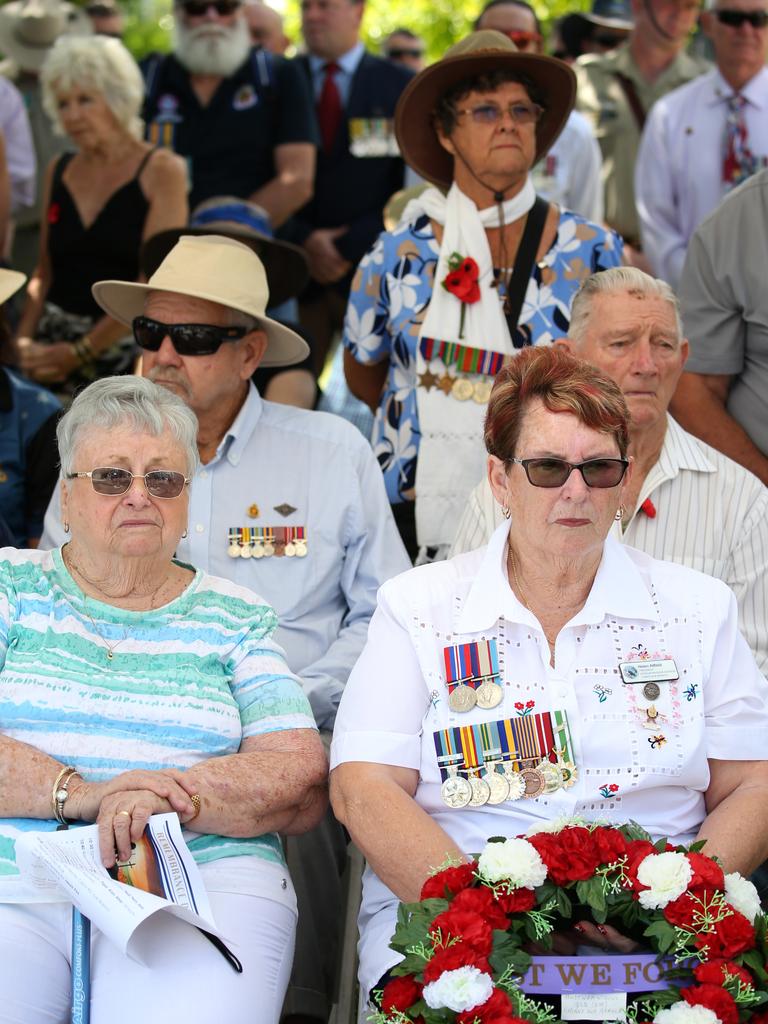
left=0, top=883, right=296, bottom=1024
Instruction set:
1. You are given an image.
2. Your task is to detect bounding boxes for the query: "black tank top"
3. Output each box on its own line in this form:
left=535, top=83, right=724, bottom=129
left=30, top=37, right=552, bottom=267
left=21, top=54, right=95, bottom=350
left=46, top=149, right=154, bottom=317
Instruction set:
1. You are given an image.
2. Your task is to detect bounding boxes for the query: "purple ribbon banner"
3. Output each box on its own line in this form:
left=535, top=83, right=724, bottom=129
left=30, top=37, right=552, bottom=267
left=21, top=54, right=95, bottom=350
left=518, top=955, right=679, bottom=994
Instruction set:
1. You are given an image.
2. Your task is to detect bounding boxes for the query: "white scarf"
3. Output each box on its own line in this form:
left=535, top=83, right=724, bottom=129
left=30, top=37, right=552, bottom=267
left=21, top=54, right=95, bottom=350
left=409, top=178, right=536, bottom=551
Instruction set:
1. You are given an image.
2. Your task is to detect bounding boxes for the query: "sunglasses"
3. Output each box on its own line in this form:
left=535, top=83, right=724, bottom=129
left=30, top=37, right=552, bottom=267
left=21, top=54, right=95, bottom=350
left=455, top=101, right=544, bottom=127
left=66, top=467, right=190, bottom=498
left=511, top=457, right=629, bottom=488
left=715, top=9, right=768, bottom=27
left=501, top=29, right=543, bottom=48
left=386, top=47, right=424, bottom=58
left=181, top=0, right=241, bottom=15
left=132, top=316, right=248, bottom=356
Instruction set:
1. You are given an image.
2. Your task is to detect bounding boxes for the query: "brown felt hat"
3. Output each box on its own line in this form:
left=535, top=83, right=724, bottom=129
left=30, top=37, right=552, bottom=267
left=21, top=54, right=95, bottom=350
left=395, top=30, right=576, bottom=189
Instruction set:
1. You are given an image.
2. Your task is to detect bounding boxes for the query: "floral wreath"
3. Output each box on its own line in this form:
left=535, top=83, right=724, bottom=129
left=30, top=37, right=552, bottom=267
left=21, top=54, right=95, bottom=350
left=371, top=821, right=767, bottom=1024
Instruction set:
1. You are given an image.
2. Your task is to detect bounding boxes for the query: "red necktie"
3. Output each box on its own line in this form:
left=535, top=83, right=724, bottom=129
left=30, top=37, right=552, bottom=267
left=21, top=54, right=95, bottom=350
left=317, top=61, right=342, bottom=154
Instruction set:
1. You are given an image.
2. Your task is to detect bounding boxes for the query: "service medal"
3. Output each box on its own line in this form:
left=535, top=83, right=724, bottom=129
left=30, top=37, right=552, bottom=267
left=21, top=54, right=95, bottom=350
left=520, top=766, right=545, bottom=799
left=472, top=380, right=493, bottom=404
left=484, top=770, right=510, bottom=805
left=285, top=542, right=296, bottom=557
left=502, top=765, right=526, bottom=800
left=643, top=682, right=661, bottom=701
left=228, top=543, right=241, bottom=558
left=537, top=760, right=562, bottom=795
left=468, top=776, right=491, bottom=807
left=451, top=377, right=474, bottom=402
left=475, top=679, right=503, bottom=710
left=441, top=774, right=473, bottom=808
left=241, top=544, right=253, bottom=559
left=251, top=542, right=264, bottom=559
left=448, top=683, right=476, bottom=713
left=263, top=542, right=275, bottom=557
left=295, top=541, right=308, bottom=557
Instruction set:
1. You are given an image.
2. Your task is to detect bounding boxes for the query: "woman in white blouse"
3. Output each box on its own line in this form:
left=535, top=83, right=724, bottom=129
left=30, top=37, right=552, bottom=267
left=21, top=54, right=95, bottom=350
left=330, top=345, right=768, bottom=1002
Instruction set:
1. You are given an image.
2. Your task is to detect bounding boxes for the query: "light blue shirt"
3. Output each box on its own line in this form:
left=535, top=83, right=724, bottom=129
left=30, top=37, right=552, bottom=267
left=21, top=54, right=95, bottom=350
left=308, top=42, right=366, bottom=108
left=40, top=385, right=411, bottom=730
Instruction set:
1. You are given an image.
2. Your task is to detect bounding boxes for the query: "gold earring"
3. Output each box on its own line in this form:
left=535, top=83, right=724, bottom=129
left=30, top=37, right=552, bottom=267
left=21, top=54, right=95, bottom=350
left=63, top=521, right=70, bottom=533
left=502, top=503, right=511, bottom=520
left=615, top=504, right=625, bottom=521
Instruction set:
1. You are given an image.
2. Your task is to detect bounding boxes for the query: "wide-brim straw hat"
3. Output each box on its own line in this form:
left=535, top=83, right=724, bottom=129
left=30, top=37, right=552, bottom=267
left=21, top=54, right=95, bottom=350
left=93, top=235, right=310, bottom=368
left=141, top=197, right=310, bottom=310
left=0, top=0, right=91, bottom=73
left=0, top=269, right=26, bottom=305
left=395, top=30, right=576, bottom=189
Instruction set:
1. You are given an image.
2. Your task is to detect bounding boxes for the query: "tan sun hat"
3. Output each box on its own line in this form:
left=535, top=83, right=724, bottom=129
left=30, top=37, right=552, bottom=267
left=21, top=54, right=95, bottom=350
left=0, top=269, right=26, bottom=305
left=93, top=235, right=310, bottom=368
left=0, top=0, right=91, bottom=74
left=395, top=29, right=576, bottom=189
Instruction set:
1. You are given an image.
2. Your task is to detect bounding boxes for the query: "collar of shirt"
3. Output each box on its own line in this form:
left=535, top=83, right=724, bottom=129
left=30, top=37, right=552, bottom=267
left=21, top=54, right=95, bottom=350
left=613, top=42, right=703, bottom=93
left=709, top=64, right=768, bottom=108
left=641, top=413, right=716, bottom=495
left=308, top=41, right=365, bottom=103
left=211, top=381, right=262, bottom=468
left=456, top=521, right=658, bottom=635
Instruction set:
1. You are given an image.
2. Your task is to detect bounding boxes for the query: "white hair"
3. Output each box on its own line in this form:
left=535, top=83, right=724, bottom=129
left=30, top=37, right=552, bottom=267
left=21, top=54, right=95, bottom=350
left=41, top=35, right=145, bottom=140
left=569, top=267, right=684, bottom=347
left=57, top=376, right=201, bottom=478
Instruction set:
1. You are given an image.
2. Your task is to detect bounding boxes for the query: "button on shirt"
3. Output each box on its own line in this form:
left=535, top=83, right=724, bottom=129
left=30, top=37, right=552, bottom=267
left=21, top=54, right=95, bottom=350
left=636, top=67, right=768, bottom=287
left=331, top=521, right=768, bottom=995
left=41, top=385, right=411, bottom=729
left=450, top=416, right=768, bottom=675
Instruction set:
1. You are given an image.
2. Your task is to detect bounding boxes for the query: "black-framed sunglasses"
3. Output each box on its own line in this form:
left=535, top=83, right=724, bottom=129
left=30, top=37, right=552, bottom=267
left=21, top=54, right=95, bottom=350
left=132, top=316, right=248, bottom=357
left=181, top=0, right=241, bottom=15
left=715, top=9, right=768, bottom=27
left=511, top=457, right=629, bottom=488
left=65, top=467, right=190, bottom=498
left=455, top=101, right=544, bottom=127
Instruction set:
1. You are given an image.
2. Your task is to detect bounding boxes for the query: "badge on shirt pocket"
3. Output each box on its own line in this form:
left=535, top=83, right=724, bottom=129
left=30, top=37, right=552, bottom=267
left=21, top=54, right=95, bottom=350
left=348, top=118, right=400, bottom=157
left=233, top=85, right=258, bottom=111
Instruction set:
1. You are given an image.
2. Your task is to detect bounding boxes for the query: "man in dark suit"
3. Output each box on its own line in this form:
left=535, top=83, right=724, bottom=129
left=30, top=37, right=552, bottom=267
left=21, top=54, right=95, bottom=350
left=292, top=0, right=413, bottom=373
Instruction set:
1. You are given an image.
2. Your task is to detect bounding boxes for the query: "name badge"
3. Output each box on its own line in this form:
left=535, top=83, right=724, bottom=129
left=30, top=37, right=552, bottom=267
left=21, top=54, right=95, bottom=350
left=619, top=659, right=679, bottom=684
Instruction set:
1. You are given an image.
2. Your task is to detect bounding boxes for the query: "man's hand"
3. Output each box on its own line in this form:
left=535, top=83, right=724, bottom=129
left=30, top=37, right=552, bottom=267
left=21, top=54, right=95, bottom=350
left=304, top=227, right=352, bottom=284
left=17, top=338, right=78, bottom=383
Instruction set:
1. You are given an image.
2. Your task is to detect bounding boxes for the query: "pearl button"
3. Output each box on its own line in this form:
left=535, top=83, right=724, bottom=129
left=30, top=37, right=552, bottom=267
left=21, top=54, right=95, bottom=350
left=195, top=523, right=204, bottom=533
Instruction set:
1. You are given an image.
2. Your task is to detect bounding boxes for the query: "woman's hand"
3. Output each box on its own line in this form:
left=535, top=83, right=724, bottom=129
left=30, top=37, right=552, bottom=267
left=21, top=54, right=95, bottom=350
left=68, top=768, right=197, bottom=826
left=529, top=921, right=640, bottom=956
left=17, top=338, right=79, bottom=383
left=94, top=787, right=199, bottom=866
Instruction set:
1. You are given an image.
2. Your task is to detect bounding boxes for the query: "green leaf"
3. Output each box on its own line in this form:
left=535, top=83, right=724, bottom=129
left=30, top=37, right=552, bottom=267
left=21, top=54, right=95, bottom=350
left=643, top=920, right=677, bottom=954
left=654, top=837, right=669, bottom=853
left=556, top=887, right=573, bottom=919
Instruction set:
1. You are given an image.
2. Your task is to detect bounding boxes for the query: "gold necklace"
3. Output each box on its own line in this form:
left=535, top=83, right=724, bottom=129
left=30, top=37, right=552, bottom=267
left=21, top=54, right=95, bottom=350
left=507, top=546, right=558, bottom=649
left=62, top=547, right=165, bottom=662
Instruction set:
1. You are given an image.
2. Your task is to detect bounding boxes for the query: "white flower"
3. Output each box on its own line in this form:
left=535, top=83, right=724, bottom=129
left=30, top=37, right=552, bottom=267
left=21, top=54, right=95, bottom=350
left=637, top=852, right=693, bottom=910
left=422, top=966, right=494, bottom=1012
left=477, top=838, right=547, bottom=888
left=526, top=816, right=588, bottom=837
left=654, top=1002, right=720, bottom=1024
left=724, top=872, right=762, bottom=924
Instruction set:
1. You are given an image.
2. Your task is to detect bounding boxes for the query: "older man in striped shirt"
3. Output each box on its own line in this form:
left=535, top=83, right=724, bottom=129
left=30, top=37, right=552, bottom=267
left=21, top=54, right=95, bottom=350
left=451, top=266, right=768, bottom=675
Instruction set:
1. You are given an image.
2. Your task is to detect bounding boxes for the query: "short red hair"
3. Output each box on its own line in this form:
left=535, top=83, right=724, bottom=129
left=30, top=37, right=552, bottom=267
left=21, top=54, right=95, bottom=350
left=484, top=346, right=630, bottom=462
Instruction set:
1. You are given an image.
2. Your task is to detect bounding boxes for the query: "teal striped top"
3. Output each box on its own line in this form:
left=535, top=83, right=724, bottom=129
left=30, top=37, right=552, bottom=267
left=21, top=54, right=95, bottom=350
left=0, top=547, right=317, bottom=887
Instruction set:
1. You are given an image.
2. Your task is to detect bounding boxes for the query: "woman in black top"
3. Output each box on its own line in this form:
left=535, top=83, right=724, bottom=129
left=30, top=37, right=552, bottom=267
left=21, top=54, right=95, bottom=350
left=15, top=34, right=188, bottom=400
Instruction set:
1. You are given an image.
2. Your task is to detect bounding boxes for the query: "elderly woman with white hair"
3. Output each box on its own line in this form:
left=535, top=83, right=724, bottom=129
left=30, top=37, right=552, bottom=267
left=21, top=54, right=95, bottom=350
left=15, top=35, right=188, bottom=399
left=0, top=376, right=327, bottom=1023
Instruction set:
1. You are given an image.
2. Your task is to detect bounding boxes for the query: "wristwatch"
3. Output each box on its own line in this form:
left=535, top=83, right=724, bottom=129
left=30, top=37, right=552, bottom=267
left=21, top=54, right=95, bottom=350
left=52, top=766, right=80, bottom=824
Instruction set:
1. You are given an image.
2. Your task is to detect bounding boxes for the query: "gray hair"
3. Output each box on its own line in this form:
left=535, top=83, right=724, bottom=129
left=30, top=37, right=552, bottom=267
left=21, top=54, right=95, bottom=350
left=41, top=35, right=145, bottom=140
left=569, top=267, right=684, bottom=347
left=57, top=377, right=200, bottom=478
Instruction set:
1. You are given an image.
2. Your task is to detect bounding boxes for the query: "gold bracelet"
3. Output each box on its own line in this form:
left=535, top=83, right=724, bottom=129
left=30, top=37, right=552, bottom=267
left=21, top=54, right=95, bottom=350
left=79, top=334, right=95, bottom=358
left=189, top=793, right=201, bottom=821
left=51, top=765, right=78, bottom=822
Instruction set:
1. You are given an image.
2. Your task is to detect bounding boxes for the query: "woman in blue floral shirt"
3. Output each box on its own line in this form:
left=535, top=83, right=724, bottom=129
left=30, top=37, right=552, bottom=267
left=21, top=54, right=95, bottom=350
left=343, top=31, right=622, bottom=558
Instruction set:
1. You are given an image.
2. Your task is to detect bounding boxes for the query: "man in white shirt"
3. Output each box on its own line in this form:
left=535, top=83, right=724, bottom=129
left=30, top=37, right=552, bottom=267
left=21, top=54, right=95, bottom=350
left=40, top=234, right=411, bottom=1024
left=476, top=0, right=605, bottom=221
left=635, top=0, right=768, bottom=287
left=451, top=266, right=768, bottom=675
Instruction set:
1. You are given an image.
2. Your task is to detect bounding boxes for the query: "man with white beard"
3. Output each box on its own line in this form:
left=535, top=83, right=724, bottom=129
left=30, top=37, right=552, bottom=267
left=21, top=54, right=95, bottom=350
left=142, top=0, right=317, bottom=218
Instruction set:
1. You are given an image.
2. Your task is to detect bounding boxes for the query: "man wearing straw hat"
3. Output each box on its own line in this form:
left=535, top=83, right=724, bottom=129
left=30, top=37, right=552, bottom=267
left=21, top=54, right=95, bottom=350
left=0, top=0, right=91, bottom=275
left=40, top=231, right=410, bottom=1024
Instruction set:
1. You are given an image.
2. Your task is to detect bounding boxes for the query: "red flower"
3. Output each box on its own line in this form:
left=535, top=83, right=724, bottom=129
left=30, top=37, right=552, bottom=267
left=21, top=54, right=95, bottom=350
left=696, top=911, right=756, bottom=959
left=686, top=852, right=725, bottom=893
left=422, top=942, right=490, bottom=982
left=527, top=827, right=601, bottom=885
left=47, top=202, right=61, bottom=225
left=441, top=253, right=481, bottom=339
left=664, top=892, right=699, bottom=929
left=682, top=984, right=739, bottom=1024
left=420, top=862, right=477, bottom=900
left=450, top=886, right=509, bottom=929
left=430, top=909, right=494, bottom=956
left=640, top=498, right=657, bottom=518
left=457, top=987, right=528, bottom=1024
left=623, top=840, right=659, bottom=894
left=381, top=975, right=422, bottom=1012
left=495, top=886, right=537, bottom=914
left=591, top=826, right=628, bottom=865
left=693, top=960, right=753, bottom=988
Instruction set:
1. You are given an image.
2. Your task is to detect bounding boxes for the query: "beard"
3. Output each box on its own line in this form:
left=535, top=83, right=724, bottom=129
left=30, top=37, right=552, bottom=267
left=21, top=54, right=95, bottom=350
left=174, top=15, right=251, bottom=76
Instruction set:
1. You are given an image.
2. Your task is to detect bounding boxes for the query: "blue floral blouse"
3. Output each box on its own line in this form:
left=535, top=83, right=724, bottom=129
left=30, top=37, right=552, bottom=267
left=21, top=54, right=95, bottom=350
left=343, top=210, right=622, bottom=505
